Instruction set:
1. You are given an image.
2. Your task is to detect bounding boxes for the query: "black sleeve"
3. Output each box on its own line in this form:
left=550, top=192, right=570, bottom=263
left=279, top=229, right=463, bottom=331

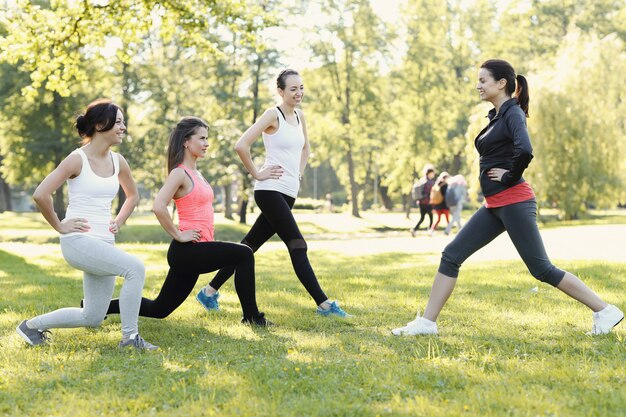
left=501, top=109, right=533, bottom=185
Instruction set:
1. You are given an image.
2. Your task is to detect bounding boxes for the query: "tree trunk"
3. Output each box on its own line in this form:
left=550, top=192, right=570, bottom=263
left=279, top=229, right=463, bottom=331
left=346, top=146, right=360, bottom=218
left=51, top=92, right=66, bottom=218
left=238, top=176, right=252, bottom=224
left=403, top=194, right=411, bottom=219
left=239, top=197, right=248, bottom=224
left=54, top=186, right=66, bottom=219
left=116, top=61, right=131, bottom=215
left=379, top=185, right=393, bottom=210
left=223, top=184, right=233, bottom=220
left=0, top=175, right=11, bottom=212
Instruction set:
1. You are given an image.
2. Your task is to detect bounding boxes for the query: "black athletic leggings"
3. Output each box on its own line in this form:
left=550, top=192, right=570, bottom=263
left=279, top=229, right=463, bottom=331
left=209, top=190, right=328, bottom=305
left=438, top=198, right=565, bottom=286
left=414, top=203, right=433, bottom=230
left=106, top=240, right=260, bottom=319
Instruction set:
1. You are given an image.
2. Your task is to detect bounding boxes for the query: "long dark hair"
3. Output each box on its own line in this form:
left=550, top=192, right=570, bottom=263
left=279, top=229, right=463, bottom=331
left=75, top=98, right=122, bottom=144
left=166, top=117, right=209, bottom=173
left=480, top=59, right=529, bottom=117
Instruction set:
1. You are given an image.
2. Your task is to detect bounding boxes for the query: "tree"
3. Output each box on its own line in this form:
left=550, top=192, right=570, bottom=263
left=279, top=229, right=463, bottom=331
left=528, top=32, right=626, bottom=219
left=305, top=0, right=389, bottom=217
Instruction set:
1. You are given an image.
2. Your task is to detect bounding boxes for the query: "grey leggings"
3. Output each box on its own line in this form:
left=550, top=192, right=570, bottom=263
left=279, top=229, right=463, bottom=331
left=27, top=235, right=145, bottom=337
left=438, top=199, right=565, bottom=286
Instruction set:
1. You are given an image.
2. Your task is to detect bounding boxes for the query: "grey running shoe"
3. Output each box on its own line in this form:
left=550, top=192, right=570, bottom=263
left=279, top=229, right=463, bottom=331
left=118, top=334, right=159, bottom=351
left=16, top=320, right=51, bottom=346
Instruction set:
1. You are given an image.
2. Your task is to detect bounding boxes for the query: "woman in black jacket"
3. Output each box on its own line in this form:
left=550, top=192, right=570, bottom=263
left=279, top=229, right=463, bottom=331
left=392, top=59, right=623, bottom=336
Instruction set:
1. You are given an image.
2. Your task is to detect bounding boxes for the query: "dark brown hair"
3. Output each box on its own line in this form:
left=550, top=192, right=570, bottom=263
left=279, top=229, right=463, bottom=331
left=480, top=59, right=529, bottom=117
left=166, top=117, right=209, bottom=173
left=75, top=99, right=122, bottom=144
left=277, top=69, right=300, bottom=89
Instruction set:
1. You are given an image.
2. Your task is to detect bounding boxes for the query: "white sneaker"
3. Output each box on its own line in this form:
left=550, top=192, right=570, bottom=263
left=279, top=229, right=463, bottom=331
left=391, top=313, right=438, bottom=336
left=590, top=304, right=624, bottom=335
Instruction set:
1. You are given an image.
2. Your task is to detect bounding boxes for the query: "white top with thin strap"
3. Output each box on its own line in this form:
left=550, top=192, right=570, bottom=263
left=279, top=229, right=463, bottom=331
left=61, top=148, right=120, bottom=242
left=253, top=107, right=305, bottom=198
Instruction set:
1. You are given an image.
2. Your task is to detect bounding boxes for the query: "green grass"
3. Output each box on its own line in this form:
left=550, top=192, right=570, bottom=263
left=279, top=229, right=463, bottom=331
left=0, top=236, right=624, bottom=417
left=1, top=211, right=624, bottom=416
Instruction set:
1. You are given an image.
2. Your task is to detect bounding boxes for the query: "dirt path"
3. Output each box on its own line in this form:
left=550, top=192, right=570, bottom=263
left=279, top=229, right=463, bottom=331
left=258, top=224, right=626, bottom=263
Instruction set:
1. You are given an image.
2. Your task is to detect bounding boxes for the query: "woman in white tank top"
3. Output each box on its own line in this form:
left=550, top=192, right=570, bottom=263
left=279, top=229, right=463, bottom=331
left=16, top=99, right=157, bottom=350
left=196, top=69, right=351, bottom=318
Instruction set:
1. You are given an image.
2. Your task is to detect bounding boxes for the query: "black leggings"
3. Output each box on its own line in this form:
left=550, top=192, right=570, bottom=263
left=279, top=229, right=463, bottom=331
left=209, top=190, right=328, bottom=305
left=414, top=203, right=433, bottom=230
left=106, top=240, right=259, bottom=319
left=438, top=198, right=565, bottom=286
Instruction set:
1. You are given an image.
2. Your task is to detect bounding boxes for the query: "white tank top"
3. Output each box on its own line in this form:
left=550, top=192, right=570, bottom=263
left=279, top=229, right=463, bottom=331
left=253, top=107, right=305, bottom=198
left=61, top=148, right=120, bottom=242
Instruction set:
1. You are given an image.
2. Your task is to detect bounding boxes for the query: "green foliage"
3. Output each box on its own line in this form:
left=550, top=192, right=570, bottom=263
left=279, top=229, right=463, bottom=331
left=529, top=31, right=626, bottom=219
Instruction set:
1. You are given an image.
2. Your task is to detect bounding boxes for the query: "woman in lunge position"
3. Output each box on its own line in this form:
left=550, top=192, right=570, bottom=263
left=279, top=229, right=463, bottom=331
left=196, top=69, right=350, bottom=318
left=392, top=59, right=623, bottom=336
left=104, top=117, right=270, bottom=325
left=17, top=99, right=157, bottom=350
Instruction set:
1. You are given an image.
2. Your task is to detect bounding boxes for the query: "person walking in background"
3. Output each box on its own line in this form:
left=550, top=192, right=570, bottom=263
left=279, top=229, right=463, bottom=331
left=103, top=117, right=271, bottom=326
left=392, top=59, right=623, bottom=336
left=196, top=69, right=351, bottom=318
left=428, top=172, right=450, bottom=236
left=444, top=174, right=468, bottom=235
left=16, top=99, right=157, bottom=350
left=410, top=165, right=436, bottom=237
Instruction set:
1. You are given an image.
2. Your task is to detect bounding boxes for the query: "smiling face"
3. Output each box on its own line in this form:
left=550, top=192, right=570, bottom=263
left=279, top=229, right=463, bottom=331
left=99, top=109, right=126, bottom=145
left=184, top=127, right=209, bottom=159
left=278, top=74, right=304, bottom=106
left=476, top=68, right=507, bottom=103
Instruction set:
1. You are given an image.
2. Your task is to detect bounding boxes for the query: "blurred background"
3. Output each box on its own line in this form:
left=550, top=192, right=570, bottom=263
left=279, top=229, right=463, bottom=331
left=0, top=0, right=624, bottom=222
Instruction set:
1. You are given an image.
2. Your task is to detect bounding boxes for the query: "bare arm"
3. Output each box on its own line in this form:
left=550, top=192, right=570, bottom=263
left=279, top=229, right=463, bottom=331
left=110, top=154, right=139, bottom=233
left=298, top=109, right=311, bottom=178
left=234, top=109, right=283, bottom=181
left=152, top=168, right=200, bottom=243
left=32, top=153, right=89, bottom=234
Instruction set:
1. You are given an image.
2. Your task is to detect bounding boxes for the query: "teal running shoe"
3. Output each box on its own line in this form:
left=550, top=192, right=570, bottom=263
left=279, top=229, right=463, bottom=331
left=196, top=289, right=220, bottom=311
left=316, top=301, right=352, bottom=318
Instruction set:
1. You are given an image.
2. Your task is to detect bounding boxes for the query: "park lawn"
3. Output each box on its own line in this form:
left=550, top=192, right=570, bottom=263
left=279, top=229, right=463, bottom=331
left=0, top=240, right=624, bottom=417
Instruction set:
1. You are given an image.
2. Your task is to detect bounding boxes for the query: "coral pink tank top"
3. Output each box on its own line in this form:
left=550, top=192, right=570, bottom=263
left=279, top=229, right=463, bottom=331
left=173, top=164, right=214, bottom=242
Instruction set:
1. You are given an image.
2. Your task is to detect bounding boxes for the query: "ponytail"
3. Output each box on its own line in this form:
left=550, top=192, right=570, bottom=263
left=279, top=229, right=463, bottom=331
left=515, top=75, right=529, bottom=117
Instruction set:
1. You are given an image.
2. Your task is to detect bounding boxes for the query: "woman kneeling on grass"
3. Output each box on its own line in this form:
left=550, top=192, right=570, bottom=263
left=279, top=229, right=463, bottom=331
left=103, top=117, right=270, bottom=326
left=392, top=59, right=623, bottom=336
left=17, top=99, right=157, bottom=350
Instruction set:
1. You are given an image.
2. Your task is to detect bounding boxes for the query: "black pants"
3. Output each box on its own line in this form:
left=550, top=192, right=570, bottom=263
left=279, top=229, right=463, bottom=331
left=438, top=198, right=565, bottom=286
left=413, top=203, right=433, bottom=230
left=210, top=190, right=328, bottom=305
left=106, top=240, right=259, bottom=319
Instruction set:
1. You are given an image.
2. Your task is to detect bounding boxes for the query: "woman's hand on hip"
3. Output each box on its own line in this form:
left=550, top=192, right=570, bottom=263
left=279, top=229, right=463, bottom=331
left=59, top=218, right=90, bottom=234
left=256, top=165, right=283, bottom=181
left=177, top=229, right=201, bottom=243
left=487, top=168, right=508, bottom=182
left=109, top=220, right=120, bottom=234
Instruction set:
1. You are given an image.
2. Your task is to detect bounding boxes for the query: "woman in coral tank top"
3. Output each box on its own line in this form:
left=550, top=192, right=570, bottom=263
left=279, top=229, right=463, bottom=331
left=105, top=117, right=270, bottom=326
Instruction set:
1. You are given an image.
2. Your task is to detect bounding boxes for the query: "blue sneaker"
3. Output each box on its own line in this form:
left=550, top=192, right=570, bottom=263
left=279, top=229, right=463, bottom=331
left=316, top=301, right=352, bottom=318
left=196, top=289, right=220, bottom=311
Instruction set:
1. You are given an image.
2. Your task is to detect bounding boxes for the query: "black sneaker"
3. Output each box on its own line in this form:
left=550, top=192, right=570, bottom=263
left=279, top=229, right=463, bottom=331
left=241, top=312, right=274, bottom=327
left=16, top=320, right=51, bottom=346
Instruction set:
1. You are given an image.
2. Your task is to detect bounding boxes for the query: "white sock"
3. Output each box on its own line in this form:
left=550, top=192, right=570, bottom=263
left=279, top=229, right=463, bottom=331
left=203, top=286, right=216, bottom=296
left=25, top=320, right=37, bottom=330
left=124, top=332, right=138, bottom=341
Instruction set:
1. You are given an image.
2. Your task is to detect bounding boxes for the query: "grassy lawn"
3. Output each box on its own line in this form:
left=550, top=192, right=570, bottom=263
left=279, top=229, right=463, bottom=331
left=1, top=230, right=624, bottom=416
left=1, top=212, right=625, bottom=416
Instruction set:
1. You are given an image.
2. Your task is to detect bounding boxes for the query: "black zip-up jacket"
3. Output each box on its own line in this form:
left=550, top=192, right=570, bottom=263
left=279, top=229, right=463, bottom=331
left=475, top=98, right=533, bottom=197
